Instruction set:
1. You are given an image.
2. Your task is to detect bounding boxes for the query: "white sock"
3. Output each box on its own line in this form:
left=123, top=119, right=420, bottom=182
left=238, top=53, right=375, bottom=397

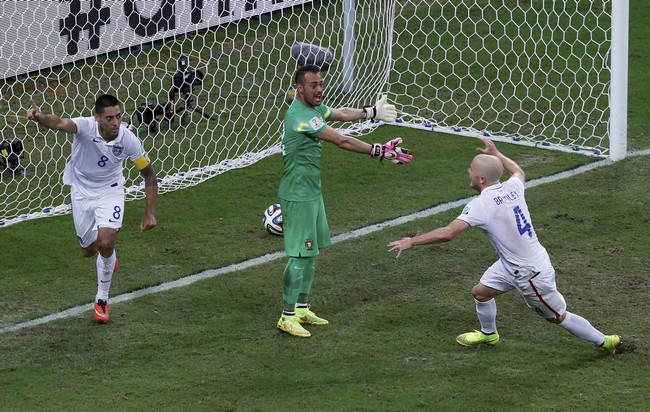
left=559, top=311, right=604, bottom=345
left=95, top=250, right=116, bottom=302
left=475, top=298, right=497, bottom=334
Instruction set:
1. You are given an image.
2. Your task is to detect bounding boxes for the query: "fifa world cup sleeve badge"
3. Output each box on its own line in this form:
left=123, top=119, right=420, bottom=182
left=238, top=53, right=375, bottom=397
left=309, top=116, right=323, bottom=130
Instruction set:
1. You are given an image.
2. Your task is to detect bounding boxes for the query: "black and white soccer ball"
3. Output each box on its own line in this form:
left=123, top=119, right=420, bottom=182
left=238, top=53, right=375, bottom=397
left=263, top=204, right=283, bottom=236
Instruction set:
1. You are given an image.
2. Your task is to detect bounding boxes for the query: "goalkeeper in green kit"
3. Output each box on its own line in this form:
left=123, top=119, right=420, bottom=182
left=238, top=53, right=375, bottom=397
left=277, top=64, right=413, bottom=337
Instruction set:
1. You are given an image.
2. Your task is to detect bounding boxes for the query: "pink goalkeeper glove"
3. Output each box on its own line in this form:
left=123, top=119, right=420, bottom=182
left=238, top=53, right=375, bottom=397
left=370, top=138, right=413, bottom=164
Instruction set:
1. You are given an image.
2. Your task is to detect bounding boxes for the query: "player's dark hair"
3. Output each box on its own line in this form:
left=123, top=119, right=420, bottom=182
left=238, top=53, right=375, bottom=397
left=294, top=64, right=321, bottom=85
left=94, top=94, right=121, bottom=114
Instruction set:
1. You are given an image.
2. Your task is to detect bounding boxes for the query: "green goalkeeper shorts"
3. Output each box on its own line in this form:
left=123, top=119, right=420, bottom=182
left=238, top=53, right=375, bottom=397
left=280, top=196, right=331, bottom=258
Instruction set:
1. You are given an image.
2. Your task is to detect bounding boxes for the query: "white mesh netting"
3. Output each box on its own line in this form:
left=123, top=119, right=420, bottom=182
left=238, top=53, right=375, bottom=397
left=0, top=1, right=619, bottom=227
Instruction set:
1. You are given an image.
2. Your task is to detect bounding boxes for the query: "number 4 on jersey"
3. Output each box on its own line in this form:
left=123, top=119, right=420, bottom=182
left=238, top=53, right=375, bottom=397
left=513, top=205, right=533, bottom=238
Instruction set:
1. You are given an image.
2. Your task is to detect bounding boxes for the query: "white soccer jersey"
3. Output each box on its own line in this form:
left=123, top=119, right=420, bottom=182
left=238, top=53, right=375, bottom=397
left=457, top=176, right=549, bottom=273
left=63, top=117, right=147, bottom=197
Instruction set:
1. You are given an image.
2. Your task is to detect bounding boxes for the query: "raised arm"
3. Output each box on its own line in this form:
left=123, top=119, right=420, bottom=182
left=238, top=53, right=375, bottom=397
left=476, top=137, right=525, bottom=182
left=26, top=100, right=77, bottom=134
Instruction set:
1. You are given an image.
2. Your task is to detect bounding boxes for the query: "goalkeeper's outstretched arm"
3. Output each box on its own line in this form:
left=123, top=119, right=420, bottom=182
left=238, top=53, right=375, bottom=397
left=329, top=95, right=397, bottom=123
left=316, top=126, right=373, bottom=153
left=316, top=127, right=413, bottom=165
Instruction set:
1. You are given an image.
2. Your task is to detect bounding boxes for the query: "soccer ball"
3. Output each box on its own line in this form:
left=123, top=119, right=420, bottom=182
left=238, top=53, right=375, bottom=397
left=262, top=204, right=283, bottom=236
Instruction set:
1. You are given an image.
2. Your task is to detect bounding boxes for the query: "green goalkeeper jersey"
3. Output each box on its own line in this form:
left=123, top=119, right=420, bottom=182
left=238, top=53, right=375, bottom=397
left=278, top=99, right=332, bottom=202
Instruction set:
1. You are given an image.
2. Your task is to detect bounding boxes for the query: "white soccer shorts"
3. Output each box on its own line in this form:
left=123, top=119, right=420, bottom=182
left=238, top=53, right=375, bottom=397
left=479, top=259, right=567, bottom=320
left=71, top=188, right=125, bottom=248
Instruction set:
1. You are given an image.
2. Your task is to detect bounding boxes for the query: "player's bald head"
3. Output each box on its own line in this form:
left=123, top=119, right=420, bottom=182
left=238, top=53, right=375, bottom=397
left=472, top=154, right=503, bottom=185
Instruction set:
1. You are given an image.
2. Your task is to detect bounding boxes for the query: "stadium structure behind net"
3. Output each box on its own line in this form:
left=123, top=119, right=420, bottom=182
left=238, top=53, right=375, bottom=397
left=0, top=0, right=628, bottom=227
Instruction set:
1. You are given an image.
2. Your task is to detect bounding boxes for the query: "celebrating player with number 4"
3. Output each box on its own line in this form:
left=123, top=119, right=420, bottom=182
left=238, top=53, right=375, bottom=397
left=388, top=137, right=620, bottom=353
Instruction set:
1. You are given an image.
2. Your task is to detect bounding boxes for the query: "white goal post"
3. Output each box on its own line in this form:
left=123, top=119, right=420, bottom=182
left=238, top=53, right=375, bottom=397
left=0, top=0, right=628, bottom=227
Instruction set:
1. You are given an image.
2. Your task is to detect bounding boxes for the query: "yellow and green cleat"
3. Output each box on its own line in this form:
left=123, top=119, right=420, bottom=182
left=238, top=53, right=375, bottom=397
left=599, top=335, right=620, bottom=353
left=277, top=314, right=311, bottom=338
left=456, top=330, right=500, bottom=347
left=295, top=307, right=329, bottom=326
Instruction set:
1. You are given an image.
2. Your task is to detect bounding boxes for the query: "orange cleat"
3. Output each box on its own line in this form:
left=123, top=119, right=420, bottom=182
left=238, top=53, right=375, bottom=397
left=94, top=299, right=110, bottom=324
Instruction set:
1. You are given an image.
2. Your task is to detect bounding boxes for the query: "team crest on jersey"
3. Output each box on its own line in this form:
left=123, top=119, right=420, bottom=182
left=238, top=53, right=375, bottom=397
left=112, top=145, right=124, bottom=156
left=309, top=116, right=323, bottom=130
left=305, top=239, right=314, bottom=250
left=462, top=205, right=471, bottom=215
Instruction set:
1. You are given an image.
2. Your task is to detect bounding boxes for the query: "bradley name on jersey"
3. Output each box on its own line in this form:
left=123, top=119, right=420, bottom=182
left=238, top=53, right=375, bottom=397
left=492, top=190, right=519, bottom=206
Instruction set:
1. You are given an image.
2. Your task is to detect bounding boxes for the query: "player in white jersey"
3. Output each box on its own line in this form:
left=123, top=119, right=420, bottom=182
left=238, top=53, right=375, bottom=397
left=27, top=94, right=158, bottom=324
left=387, top=137, right=620, bottom=353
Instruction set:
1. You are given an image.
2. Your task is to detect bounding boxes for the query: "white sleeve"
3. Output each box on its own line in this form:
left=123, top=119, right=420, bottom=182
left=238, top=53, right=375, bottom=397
left=122, top=128, right=148, bottom=162
left=456, top=198, right=489, bottom=228
left=508, top=176, right=525, bottom=192
left=71, top=117, right=93, bottom=138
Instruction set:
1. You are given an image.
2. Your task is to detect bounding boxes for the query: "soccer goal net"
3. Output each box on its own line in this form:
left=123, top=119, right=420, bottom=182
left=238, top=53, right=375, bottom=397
left=0, top=0, right=627, bottom=227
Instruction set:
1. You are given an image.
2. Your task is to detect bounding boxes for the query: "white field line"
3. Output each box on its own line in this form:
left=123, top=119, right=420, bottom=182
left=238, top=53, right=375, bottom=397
left=3, top=152, right=645, bottom=335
